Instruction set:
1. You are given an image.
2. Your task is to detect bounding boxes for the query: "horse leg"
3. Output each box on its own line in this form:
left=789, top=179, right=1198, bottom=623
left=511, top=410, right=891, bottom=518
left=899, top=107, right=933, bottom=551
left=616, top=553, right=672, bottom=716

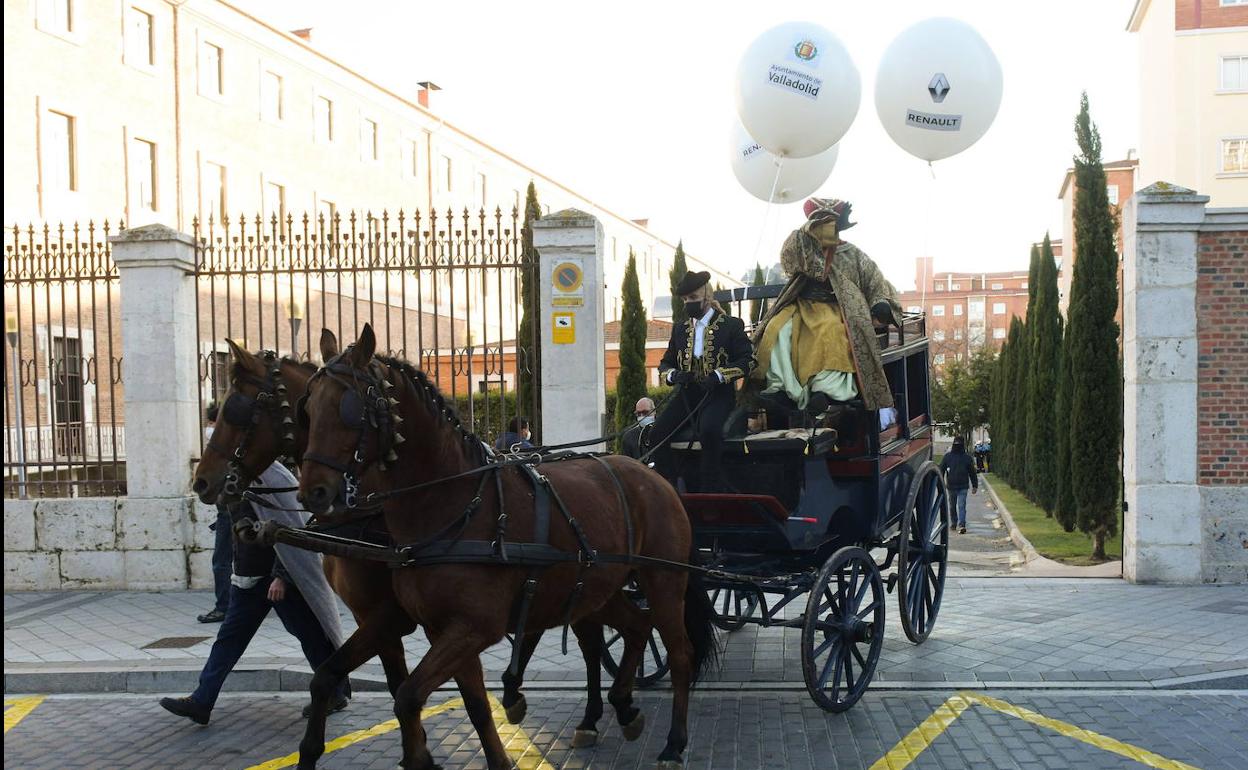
left=569, top=620, right=605, bottom=747
left=636, top=570, right=696, bottom=770
left=500, top=629, right=543, bottom=724
left=379, top=629, right=415, bottom=698
left=394, top=622, right=494, bottom=770
left=604, top=608, right=651, bottom=743
left=452, top=656, right=511, bottom=770
left=297, top=601, right=411, bottom=769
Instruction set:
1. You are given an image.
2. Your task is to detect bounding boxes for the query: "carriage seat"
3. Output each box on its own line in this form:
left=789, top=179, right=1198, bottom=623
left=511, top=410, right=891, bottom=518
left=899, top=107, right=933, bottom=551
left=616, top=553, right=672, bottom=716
left=670, top=427, right=839, bottom=456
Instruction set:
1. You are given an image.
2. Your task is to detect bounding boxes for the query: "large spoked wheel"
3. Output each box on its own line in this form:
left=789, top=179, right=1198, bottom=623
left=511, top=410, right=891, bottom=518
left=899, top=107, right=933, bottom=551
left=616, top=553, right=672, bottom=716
left=896, top=461, right=951, bottom=644
left=709, top=586, right=760, bottom=632
left=601, top=626, right=669, bottom=688
left=801, top=546, right=885, bottom=713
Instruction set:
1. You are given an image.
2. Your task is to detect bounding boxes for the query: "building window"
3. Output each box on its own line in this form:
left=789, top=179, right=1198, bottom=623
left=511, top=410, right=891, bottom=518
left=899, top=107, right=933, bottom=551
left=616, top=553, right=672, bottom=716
left=314, top=96, right=333, bottom=143
left=953, top=304, right=963, bottom=316
left=440, top=155, right=453, bottom=192
left=264, top=181, right=285, bottom=227
left=934, top=284, right=944, bottom=292
left=316, top=198, right=336, bottom=233
left=513, top=189, right=522, bottom=211
left=360, top=118, right=378, bottom=161
left=1221, top=138, right=1247, bottom=174
left=1221, top=0, right=1247, bottom=6
left=954, top=329, right=963, bottom=340
left=991, top=282, right=1003, bottom=290
left=126, top=7, right=155, bottom=68
left=933, top=353, right=945, bottom=365
left=36, top=0, right=74, bottom=36
left=45, top=110, right=77, bottom=192
left=261, top=70, right=283, bottom=122
left=1107, top=185, right=1120, bottom=206
left=993, top=327, right=1006, bottom=340
left=203, top=162, right=226, bottom=222
left=951, top=283, right=960, bottom=290
left=130, top=138, right=157, bottom=212
left=1021, top=281, right=1028, bottom=289
left=932, top=305, right=945, bottom=316
left=992, top=302, right=1006, bottom=315
left=200, top=41, right=224, bottom=97
left=409, top=140, right=420, bottom=177
left=51, top=335, right=85, bottom=455
left=934, top=330, right=945, bottom=342
left=476, top=172, right=487, bottom=208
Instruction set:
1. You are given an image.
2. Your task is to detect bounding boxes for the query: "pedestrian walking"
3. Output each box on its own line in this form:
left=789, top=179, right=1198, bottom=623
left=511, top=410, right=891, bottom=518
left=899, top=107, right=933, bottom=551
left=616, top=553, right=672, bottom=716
left=197, top=402, right=231, bottom=624
left=160, top=462, right=349, bottom=725
left=620, top=397, right=657, bottom=459
left=494, top=415, right=534, bottom=452
left=939, top=437, right=979, bottom=534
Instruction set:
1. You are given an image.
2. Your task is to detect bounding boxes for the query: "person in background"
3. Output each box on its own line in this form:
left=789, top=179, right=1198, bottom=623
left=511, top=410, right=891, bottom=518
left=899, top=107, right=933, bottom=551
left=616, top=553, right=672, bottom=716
left=197, top=402, right=231, bottom=624
left=621, top=397, right=657, bottom=459
left=940, top=437, right=979, bottom=534
left=495, top=415, right=534, bottom=452
left=161, top=462, right=349, bottom=725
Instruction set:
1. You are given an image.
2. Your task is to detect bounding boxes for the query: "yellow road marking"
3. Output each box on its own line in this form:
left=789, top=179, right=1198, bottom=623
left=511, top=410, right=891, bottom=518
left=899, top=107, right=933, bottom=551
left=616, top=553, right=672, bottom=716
left=488, top=695, right=556, bottom=770
left=4, top=696, right=47, bottom=734
left=245, top=697, right=464, bottom=770
left=870, top=691, right=1202, bottom=770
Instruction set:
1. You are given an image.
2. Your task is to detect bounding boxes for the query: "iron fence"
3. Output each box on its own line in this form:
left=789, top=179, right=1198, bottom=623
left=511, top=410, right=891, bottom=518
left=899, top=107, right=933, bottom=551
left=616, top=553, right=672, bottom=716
left=193, top=207, right=540, bottom=450
left=3, top=221, right=127, bottom=498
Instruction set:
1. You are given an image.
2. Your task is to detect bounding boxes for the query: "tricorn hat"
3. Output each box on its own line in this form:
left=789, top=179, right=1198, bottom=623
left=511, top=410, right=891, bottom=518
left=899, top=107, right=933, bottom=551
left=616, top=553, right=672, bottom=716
left=675, top=270, right=711, bottom=297
left=803, top=197, right=856, bottom=231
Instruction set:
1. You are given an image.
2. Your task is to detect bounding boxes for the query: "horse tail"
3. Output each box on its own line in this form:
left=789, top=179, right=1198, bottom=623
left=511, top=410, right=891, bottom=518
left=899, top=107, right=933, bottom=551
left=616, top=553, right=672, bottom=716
left=683, top=565, right=721, bottom=685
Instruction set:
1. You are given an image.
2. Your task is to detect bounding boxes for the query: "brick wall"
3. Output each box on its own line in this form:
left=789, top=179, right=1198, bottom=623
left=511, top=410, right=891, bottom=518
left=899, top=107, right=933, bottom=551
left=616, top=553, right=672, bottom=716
left=1196, top=230, right=1248, bottom=484
left=1176, top=0, right=1248, bottom=30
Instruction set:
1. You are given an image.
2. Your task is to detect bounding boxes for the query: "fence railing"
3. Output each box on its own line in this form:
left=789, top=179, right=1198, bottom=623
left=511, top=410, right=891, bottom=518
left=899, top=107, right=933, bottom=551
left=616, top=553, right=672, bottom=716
left=193, top=207, right=541, bottom=448
left=4, top=221, right=126, bottom=498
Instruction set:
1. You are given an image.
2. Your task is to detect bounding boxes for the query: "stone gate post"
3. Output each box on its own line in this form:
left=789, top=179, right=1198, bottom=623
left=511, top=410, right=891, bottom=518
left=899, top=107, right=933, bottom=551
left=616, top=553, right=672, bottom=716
left=108, top=224, right=200, bottom=587
left=533, top=210, right=607, bottom=450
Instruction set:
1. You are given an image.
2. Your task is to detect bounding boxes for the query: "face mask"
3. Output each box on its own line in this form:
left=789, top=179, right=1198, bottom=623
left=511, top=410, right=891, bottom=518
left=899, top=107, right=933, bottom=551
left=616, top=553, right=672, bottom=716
left=636, top=413, right=655, bottom=426
left=684, top=300, right=704, bottom=318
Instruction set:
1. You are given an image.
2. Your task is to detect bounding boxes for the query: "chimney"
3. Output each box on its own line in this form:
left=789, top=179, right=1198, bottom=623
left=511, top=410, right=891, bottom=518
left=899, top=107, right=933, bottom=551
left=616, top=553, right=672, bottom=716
left=417, top=81, right=442, bottom=110
left=291, top=28, right=312, bottom=42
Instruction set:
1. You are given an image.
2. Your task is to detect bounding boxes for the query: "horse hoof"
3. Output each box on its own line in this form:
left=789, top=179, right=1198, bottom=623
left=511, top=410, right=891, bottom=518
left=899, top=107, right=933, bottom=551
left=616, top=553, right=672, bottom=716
left=571, top=728, right=599, bottom=748
left=622, top=712, right=646, bottom=742
left=504, top=694, right=527, bottom=724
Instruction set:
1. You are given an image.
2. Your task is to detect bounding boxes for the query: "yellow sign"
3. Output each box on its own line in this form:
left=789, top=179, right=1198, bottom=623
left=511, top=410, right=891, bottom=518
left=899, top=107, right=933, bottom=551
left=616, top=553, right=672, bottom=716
left=552, top=312, right=575, bottom=344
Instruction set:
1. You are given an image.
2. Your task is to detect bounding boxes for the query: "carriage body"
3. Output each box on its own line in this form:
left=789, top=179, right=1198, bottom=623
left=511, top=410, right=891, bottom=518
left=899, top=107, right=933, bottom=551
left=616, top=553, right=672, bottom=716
left=612, top=286, right=952, bottom=712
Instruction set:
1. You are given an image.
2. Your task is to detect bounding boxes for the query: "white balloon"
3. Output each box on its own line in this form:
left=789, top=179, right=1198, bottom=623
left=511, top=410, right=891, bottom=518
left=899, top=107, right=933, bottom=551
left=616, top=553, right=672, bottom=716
left=730, top=121, right=839, bottom=203
left=874, top=17, right=1003, bottom=162
left=734, top=21, right=861, bottom=159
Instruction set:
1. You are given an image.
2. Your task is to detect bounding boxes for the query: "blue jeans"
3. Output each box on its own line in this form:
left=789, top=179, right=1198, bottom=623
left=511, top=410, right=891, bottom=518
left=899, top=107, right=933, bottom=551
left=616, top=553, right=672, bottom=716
left=191, top=578, right=346, bottom=708
left=210, top=506, right=233, bottom=613
left=953, top=488, right=969, bottom=528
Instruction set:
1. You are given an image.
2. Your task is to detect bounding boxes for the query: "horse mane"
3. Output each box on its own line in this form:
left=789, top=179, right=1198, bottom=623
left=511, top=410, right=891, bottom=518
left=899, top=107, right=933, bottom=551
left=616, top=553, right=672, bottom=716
left=375, top=355, right=488, bottom=467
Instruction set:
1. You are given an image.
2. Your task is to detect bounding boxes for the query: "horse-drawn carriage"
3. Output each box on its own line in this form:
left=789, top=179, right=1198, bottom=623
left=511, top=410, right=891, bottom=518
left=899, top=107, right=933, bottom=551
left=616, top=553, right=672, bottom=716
left=602, top=285, right=950, bottom=712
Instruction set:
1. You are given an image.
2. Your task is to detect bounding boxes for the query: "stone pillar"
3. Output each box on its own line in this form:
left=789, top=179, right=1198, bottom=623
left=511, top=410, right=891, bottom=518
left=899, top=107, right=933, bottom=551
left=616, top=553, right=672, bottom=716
left=1122, top=183, right=1207, bottom=584
left=108, top=224, right=199, bottom=588
left=533, top=210, right=606, bottom=450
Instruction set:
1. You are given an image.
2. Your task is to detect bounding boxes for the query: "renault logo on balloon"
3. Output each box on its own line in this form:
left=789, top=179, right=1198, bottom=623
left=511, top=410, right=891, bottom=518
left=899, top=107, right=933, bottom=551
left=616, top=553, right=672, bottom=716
left=928, top=73, right=951, bottom=103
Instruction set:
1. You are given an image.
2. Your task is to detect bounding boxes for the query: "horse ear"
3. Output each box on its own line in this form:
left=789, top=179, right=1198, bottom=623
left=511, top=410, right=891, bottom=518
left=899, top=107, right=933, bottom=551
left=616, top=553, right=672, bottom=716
left=350, top=324, right=376, bottom=368
left=225, top=338, right=260, bottom=372
left=319, top=328, right=339, bottom=363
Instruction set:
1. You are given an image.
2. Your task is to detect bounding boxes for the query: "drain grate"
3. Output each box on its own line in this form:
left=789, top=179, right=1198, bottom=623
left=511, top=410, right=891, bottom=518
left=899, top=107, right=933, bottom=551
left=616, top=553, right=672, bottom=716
left=142, top=636, right=210, bottom=649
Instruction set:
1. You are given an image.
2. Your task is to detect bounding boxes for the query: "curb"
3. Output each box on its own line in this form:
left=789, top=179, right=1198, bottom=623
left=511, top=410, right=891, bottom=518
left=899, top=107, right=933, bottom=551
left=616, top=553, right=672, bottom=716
left=980, top=475, right=1043, bottom=565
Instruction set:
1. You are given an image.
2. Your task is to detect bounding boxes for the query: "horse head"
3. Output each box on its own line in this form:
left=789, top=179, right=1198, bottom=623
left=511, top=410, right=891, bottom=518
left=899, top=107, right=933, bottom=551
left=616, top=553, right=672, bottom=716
left=193, top=340, right=311, bottom=505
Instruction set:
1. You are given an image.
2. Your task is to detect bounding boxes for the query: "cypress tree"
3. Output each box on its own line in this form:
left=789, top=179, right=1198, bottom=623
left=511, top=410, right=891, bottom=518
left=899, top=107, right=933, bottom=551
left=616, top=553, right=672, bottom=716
left=1067, top=92, right=1122, bottom=561
left=750, top=263, right=765, bottom=326
left=669, top=241, right=689, bottom=326
left=517, top=181, right=542, bottom=437
left=1053, top=323, right=1076, bottom=530
left=1006, top=317, right=1028, bottom=488
left=615, top=251, right=648, bottom=449
left=1026, top=234, right=1061, bottom=513
left=993, top=333, right=1012, bottom=479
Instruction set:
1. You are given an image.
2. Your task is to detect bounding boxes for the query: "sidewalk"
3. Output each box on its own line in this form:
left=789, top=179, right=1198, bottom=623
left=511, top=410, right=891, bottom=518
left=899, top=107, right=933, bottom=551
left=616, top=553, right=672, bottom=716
left=7, top=579, right=1247, bottom=695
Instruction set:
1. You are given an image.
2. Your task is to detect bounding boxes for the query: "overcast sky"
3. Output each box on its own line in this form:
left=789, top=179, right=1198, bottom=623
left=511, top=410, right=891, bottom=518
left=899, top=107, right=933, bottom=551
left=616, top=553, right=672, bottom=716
left=242, top=0, right=1140, bottom=290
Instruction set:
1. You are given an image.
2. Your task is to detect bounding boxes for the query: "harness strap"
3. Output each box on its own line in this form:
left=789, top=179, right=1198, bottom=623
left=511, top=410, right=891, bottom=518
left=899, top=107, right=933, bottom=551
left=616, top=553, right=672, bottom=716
left=591, top=455, right=634, bottom=560
left=507, top=574, right=540, bottom=677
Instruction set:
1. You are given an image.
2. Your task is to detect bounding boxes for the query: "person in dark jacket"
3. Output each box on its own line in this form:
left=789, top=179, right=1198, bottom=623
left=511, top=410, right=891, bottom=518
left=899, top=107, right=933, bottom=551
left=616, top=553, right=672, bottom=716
left=494, top=415, right=534, bottom=453
left=649, top=270, right=756, bottom=491
left=620, top=397, right=656, bottom=459
left=940, top=437, right=979, bottom=534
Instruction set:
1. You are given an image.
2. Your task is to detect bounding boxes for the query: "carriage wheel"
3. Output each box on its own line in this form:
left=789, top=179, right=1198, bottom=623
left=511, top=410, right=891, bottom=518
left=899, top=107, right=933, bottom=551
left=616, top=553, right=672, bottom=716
left=709, top=587, right=760, bottom=632
left=896, top=461, right=950, bottom=644
left=601, top=626, right=670, bottom=688
left=801, top=546, right=885, bottom=713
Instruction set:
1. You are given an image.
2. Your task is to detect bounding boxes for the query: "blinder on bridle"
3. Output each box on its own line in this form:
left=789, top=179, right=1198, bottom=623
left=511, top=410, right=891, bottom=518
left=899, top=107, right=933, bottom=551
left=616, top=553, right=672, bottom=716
left=300, top=349, right=403, bottom=510
left=222, top=392, right=258, bottom=427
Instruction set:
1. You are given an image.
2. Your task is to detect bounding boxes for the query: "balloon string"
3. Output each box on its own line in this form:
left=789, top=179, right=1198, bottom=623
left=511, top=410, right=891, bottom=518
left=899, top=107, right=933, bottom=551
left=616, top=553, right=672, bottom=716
left=749, top=156, right=786, bottom=267
left=928, top=160, right=936, bottom=180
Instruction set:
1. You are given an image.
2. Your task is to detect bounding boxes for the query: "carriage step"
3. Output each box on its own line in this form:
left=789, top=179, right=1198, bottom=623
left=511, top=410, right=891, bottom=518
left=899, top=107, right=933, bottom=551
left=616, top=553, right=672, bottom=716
left=885, top=573, right=898, bottom=594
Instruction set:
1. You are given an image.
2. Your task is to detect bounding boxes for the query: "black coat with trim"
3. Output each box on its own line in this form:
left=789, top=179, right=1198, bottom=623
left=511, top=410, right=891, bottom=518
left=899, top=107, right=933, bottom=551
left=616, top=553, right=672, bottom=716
left=658, top=310, right=756, bottom=385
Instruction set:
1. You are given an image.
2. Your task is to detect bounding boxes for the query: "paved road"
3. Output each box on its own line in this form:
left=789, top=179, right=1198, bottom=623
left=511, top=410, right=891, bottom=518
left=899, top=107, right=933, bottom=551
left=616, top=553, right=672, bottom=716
left=945, top=484, right=1022, bottom=576
left=5, top=689, right=1245, bottom=769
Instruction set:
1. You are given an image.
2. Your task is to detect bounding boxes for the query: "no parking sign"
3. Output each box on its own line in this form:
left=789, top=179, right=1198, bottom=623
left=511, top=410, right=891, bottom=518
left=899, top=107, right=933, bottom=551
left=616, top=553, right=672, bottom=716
left=551, top=259, right=584, bottom=307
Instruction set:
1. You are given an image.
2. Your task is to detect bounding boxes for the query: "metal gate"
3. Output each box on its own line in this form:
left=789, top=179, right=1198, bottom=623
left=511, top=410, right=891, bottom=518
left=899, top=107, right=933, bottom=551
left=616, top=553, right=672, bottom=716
left=193, top=206, right=540, bottom=450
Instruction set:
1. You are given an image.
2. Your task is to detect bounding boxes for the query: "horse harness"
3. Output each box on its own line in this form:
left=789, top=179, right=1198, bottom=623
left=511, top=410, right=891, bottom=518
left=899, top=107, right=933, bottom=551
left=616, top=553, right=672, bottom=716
left=205, top=351, right=299, bottom=498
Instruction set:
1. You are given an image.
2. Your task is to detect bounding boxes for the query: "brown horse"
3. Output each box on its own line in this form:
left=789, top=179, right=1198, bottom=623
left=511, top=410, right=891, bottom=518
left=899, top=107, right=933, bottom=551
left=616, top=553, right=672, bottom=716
left=192, top=341, right=642, bottom=769
left=297, top=324, right=716, bottom=770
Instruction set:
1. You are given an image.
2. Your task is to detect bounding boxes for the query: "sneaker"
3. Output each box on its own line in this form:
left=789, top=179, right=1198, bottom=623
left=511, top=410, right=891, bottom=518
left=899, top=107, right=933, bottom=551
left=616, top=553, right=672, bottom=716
left=958, top=526, right=967, bottom=534
left=197, top=609, right=226, bottom=623
left=160, top=696, right=211, bottom=725
left=302, top=695, right=350, bottom=719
